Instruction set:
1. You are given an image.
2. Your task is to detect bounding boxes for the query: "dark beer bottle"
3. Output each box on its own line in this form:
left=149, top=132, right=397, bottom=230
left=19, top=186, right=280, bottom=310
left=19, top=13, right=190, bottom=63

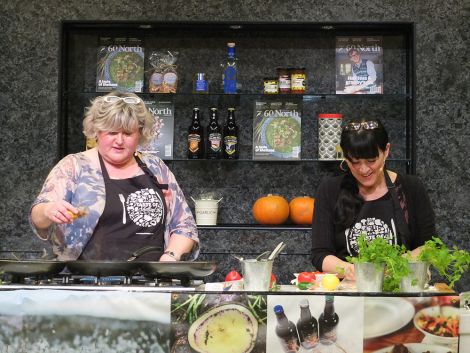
left=223, top=107, right=239, bottom=159
left=187, top=107, right=204, bottom=159
left=318, top=295, right=339, bottom=343
left=206, top=107, right=222, bottom=159
left=296, top=299, right=319, bottom=349
left=273, top=305, right=300, bottom=353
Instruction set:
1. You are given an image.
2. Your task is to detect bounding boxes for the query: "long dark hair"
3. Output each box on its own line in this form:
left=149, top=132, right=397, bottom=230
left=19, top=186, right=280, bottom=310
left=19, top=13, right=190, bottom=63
left=334, top=118, right=389, bottom=229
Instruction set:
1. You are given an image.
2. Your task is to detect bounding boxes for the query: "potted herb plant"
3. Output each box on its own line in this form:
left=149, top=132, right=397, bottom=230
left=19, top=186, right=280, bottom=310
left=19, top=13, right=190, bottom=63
left=346, top=234, right=409, bottom=292
left=412, top=237, right=470, bottom=289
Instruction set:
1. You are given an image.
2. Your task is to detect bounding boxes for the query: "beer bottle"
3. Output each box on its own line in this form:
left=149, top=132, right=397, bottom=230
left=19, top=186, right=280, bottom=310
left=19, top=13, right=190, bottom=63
left=206, top=107, right=222, bottom=159
left=223, top=107, right=239, bottom=159
left=296, top=299, right=319, bottom=349
left=273, top=305, right=300, bottom=353
left=187, top=107, right=204, bottom=159
left=318, top=295, right=339, bottom=343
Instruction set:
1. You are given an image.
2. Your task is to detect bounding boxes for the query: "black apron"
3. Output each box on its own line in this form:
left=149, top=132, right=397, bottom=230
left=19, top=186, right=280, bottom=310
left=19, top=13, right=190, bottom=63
left=80, top=154, right=168, bottom=261
left=345, top=169, right=411, bottom=255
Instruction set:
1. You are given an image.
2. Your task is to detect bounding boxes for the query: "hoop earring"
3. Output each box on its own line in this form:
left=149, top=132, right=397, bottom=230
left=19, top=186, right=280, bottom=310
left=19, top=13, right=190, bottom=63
left=339, top=159, right=348, bottom=172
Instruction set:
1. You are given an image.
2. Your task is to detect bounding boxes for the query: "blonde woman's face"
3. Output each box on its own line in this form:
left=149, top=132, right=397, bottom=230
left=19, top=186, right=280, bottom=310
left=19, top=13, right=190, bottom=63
left=96, top=128, right=141, bottom=166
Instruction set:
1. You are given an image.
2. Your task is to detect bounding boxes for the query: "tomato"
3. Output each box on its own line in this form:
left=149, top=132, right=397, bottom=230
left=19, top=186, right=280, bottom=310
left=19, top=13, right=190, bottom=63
left=225, top=270, right=242, bottom=282
left=298, top=272, right=316, bottom=283
left=270, top=273, right=277, bottom=288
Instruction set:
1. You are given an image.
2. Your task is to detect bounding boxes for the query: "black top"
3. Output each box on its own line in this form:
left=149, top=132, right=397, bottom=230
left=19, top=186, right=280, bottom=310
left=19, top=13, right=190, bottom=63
left=311, top=173, right=436, bottom=271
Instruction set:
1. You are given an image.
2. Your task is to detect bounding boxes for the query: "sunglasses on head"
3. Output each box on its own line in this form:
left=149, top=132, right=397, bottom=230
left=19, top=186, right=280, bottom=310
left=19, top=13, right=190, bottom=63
left=103, top=95, right=142, bottom=104
left=343, top=121, right=379, bottom=131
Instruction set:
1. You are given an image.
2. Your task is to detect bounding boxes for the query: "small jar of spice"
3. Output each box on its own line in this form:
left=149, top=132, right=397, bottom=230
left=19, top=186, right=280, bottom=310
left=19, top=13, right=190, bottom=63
left=277, top=68, right=291, bottom=93
left=263, top=77, right=279, bottom=94
left=290, top=67, right=306, bottom=94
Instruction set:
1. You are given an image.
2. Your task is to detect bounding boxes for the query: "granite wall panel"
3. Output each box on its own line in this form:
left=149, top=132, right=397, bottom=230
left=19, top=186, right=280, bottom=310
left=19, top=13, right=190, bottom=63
left=0, top=0, right=468, bottom=290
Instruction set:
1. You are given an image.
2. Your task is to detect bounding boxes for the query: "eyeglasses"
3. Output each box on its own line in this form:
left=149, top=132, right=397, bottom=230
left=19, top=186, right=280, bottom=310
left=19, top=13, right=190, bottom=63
left=103, top=96, right=142, bottom=104
left=343, top=121, right=379, bottom=131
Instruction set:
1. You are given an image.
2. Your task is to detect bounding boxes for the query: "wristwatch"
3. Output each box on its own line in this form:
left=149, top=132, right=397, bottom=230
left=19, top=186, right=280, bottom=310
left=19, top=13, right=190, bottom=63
left=163, top=250, right=179, bottom=261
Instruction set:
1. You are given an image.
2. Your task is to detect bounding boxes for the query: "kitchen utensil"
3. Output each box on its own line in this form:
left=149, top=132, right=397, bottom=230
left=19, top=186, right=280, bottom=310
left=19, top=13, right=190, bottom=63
left=266, top=241, right=286, bottom=261
left=255, top=251, right=271, bottom=261
left=118, top=193, right=126, bottom=224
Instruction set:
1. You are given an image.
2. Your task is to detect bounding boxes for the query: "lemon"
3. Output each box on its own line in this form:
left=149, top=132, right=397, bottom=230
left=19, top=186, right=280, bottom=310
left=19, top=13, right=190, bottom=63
left=321, top=274, right=340, bottom=291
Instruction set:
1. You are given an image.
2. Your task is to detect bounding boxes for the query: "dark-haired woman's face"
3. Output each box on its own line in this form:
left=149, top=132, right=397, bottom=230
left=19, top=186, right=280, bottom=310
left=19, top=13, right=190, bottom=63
left=345, top=144, right=390, bottom=190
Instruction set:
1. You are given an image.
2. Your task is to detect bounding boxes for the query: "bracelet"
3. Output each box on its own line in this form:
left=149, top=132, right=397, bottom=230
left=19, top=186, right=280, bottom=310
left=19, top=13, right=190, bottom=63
left=163, top=250, right=180, bottom=261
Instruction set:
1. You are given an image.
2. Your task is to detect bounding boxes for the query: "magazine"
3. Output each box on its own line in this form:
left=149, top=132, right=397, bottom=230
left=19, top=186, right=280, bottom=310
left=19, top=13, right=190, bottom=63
left=253, top=101, right=301, bottom=160
left=138, top=100, right=174, bottom=160
left=336, top=36, right=383, bottom=94
left=96, top=37, right=144, bottom=92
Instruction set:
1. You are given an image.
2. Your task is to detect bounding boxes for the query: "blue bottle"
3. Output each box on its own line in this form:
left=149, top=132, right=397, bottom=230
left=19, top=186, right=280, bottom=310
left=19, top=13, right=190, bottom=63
left=222, top=42, right=238, bottom=94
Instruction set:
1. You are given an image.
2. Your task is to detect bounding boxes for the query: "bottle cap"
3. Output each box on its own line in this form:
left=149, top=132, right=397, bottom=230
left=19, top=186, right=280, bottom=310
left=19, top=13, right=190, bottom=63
left=273, top=305, right=284, bottom=314
left=299, top=299, right=310, bottom=308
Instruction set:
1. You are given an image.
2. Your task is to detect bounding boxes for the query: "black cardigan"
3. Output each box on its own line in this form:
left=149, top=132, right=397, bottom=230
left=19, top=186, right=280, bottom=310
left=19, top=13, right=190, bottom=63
left=311, top=173, right=436, bottom=271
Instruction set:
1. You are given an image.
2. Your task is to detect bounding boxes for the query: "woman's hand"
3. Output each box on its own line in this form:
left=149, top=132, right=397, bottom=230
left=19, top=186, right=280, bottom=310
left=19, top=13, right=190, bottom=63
left=45, top=200, right=78, bottom=224
left=32, top=201, right=78, bottom=229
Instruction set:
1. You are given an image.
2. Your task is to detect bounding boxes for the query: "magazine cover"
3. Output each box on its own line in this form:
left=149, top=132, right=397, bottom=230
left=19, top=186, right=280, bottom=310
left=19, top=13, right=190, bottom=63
left=138, top=100, right=174, bottom=160
left=253, top=101, right=301, bottom=160
left=336, top=36, right=383, bottom=94
left=96, top=37, right=144, bottom=92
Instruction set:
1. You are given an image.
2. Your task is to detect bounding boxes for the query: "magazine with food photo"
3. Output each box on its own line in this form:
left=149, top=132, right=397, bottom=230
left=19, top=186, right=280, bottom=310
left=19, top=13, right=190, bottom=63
left=336, top=36, right=383, bottom=94
left=253, top=101, right=302, bottom=160
left=138, top=100, right=174, bottom=160
left=96, top=37, right=144, bottom=92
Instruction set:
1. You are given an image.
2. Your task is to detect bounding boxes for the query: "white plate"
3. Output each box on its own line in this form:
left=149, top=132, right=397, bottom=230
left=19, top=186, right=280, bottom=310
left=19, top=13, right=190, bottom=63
left=373, top=343, right=453, bottom=353
left=364, top=297, right=415, bottom=339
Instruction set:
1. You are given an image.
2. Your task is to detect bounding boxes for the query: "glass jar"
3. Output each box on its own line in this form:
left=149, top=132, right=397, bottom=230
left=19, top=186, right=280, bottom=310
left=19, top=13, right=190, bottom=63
left=277, top=68, right=291, bottom=93
left=263, top=77, right=279, bottom=94
left=291, top=67, right=306, bottom=94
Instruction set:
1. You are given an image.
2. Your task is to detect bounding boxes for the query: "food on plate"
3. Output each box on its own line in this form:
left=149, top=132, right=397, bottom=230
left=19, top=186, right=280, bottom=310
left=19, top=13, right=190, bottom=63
left=296, top=272, right=317, bottom=290
left=187, top=303, right=258, bottom=353
left=252, top=194, right=289, bottom=225
left=67, top=207, right=89, bottom=220
left=321, top=274, right=340, bottom=291
left=225, top=270, right=242, bottom=282
left=390, top=344, right=409, bottom=353
left=415, top=310, right=459, bottom=337
left=289, top=196, right=315, bottom=225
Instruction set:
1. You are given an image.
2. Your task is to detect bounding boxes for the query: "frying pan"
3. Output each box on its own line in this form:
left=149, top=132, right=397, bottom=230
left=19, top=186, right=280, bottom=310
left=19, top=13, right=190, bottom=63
left=65, top=260, right=217, bottom=279
left=0, top=259, right=66, bottom=276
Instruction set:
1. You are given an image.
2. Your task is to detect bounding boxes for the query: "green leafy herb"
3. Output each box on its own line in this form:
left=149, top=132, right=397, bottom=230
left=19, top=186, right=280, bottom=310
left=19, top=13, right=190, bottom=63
left=417, top=237, right=470, bottom=288
left=346, top=234, right=409, bottom=292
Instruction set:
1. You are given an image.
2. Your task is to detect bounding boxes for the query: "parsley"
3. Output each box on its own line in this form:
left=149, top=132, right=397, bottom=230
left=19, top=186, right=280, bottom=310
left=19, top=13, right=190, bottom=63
left=417, top=237, right=470, bottom=288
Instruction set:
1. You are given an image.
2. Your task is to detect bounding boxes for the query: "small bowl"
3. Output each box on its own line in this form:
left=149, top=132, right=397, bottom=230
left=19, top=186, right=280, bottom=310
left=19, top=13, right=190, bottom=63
left=413, top=305, right=459, bottom=345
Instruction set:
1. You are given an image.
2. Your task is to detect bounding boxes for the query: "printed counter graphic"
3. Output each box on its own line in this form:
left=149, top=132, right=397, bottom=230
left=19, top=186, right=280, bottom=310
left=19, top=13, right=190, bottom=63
left=0, top=290, right=461, bottom=353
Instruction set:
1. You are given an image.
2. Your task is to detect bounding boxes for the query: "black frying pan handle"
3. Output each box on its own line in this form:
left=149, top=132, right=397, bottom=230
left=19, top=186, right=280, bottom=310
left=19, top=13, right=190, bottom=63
left=127, top=246, right=163, bottom=262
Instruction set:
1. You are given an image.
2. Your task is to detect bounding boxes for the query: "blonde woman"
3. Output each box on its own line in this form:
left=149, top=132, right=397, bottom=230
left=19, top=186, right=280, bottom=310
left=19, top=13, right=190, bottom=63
left=30, top=91, right=198, bottom=262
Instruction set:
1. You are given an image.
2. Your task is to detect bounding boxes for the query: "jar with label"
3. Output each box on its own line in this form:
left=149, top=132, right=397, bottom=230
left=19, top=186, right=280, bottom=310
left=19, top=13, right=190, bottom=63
left=277, top=68, right=291, bottom=93
left=193, top=73, right=209, bottom=93
left=263, top=77, right=279, bottom=94
left=291, top=67, right=306, bottom=94
left=318, top=113, right=343, bottom=160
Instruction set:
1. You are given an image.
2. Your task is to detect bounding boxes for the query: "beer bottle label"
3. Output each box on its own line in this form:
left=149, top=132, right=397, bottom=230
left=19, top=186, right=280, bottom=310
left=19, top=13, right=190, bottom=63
left=223, top=135, right=237, bottom=155
left=209, top=133, right=222, bottom=152
left=188, top=134, right=201, bottom=153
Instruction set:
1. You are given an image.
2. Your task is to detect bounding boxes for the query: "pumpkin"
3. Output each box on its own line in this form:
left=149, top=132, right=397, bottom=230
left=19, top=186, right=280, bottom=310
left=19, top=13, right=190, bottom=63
left=289, top=196, right=315, bottom=225
left=252, top=194, right=290, bottom=225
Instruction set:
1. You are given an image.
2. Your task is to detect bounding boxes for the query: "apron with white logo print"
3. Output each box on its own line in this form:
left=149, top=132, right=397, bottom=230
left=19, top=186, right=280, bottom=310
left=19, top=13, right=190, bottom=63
left=80, top=154, right=167, bottom=261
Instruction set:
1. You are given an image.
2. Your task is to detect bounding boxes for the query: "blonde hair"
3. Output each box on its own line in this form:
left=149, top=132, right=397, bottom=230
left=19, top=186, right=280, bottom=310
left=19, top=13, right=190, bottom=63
left=83, top=91, right=154, bottom=145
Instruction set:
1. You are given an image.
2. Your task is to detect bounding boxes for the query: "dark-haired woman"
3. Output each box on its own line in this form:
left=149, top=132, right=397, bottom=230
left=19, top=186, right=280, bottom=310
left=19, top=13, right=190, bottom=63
left=311, top=118, right=435, bottom=280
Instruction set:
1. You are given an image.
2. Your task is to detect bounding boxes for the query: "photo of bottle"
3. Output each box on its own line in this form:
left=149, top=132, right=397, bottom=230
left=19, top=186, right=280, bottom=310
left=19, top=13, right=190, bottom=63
left=273, top=305, right=300, bottom=353
left=318, top=295, right=339, bottom=343
left=296, top=299, right=319, bottom=349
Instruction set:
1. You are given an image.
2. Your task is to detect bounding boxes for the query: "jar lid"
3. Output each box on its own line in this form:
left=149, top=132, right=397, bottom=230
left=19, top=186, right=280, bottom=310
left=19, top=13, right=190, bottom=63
left=318, top=113, right=343, bottom=119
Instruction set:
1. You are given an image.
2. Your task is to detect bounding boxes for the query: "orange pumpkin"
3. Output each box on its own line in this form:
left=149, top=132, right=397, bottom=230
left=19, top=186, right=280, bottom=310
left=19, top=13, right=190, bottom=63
left=252, top=194, right=290, bottom=225
left=289, top=196, right=315, bottom=225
